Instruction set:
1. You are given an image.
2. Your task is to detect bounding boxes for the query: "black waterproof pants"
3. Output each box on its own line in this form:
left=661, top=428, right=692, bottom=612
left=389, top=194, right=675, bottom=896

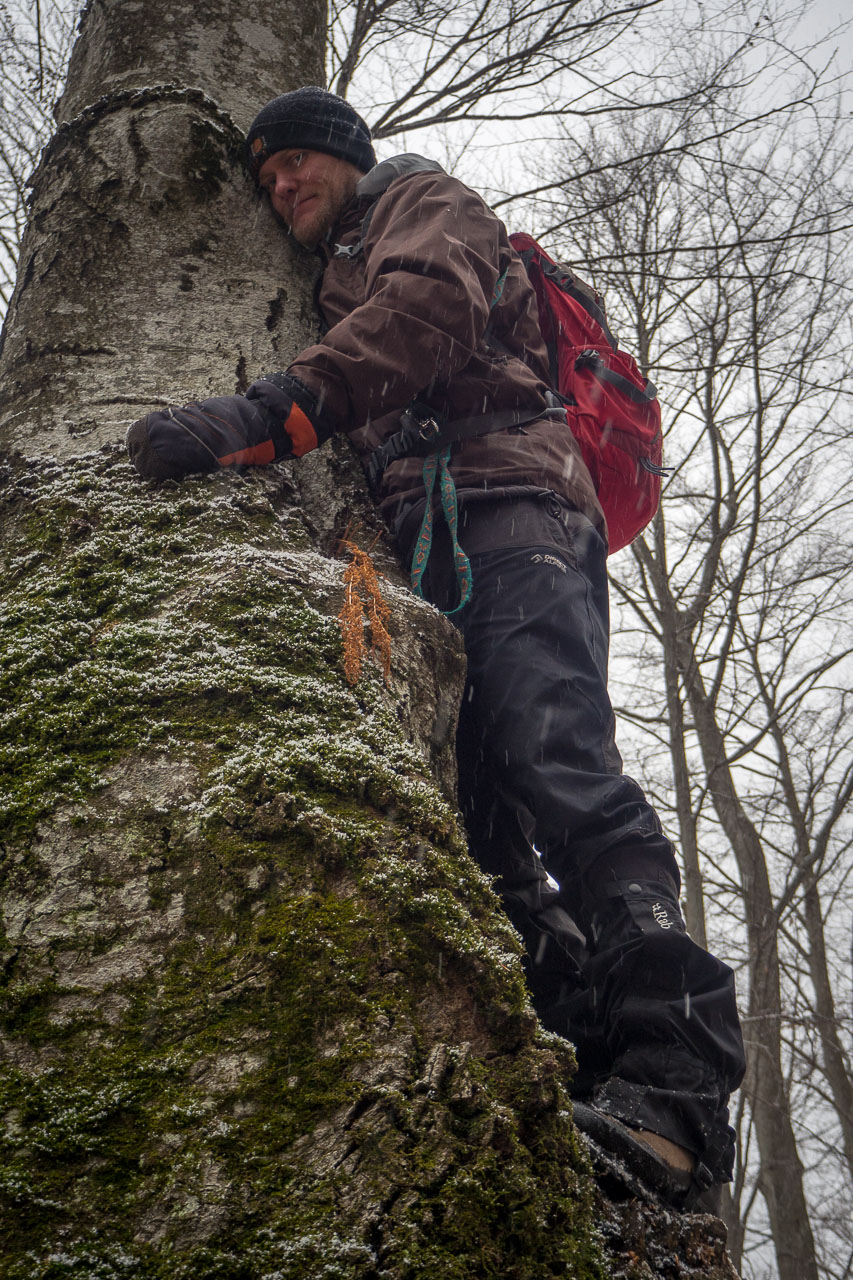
left=417, top=493, right=746, bottom=1181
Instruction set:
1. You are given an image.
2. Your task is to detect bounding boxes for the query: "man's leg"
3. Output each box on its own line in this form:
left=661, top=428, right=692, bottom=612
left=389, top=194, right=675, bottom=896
left=578, top=859, right=745, bottom=1187
left=455, top=731, right=611, bottom=1096
left=425, top=498, right=745, bottom=1187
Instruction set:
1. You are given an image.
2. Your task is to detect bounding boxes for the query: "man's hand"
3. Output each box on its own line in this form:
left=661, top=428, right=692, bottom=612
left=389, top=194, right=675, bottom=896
left=126, top=373, right=332, bottom=480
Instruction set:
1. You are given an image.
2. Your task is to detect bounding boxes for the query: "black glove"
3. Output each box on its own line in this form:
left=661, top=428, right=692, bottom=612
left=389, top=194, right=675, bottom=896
left=126, top=373, right=333, bottom=480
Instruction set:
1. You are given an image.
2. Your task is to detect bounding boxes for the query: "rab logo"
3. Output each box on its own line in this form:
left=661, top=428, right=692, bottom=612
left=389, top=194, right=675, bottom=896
left=530, top=553, right=566, bottom=573
left=652, top=902, right=674, bottom=929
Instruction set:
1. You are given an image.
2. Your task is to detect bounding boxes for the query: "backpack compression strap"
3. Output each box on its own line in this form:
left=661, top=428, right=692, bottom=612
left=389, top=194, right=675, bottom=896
left=574, top=349, right=659, bottom=404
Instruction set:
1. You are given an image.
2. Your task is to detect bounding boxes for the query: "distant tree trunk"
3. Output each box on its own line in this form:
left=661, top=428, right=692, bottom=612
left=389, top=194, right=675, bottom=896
left=801, top=878, right=853, bottom=1174
left=675, top=644, right=819, bottom=1280
left=655, top=542, right=707, bottom=949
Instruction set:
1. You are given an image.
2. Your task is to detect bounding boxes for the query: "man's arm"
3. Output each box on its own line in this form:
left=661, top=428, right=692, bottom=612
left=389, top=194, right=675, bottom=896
left=125, top=373, right=334, bottom=480
left=287, top=169, right=505, bottom=430
left=127, top=169, right=504, bottom=479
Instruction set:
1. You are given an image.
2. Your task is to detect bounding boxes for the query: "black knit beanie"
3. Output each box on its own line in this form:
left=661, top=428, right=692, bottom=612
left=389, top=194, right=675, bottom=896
left=246, top=87, right=376, bottom=178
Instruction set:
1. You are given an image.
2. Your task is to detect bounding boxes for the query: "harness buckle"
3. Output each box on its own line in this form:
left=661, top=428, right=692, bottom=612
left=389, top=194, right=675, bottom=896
left=333, top=240, right=363, bottom=258
left=417, top=417, right=440, bottom=442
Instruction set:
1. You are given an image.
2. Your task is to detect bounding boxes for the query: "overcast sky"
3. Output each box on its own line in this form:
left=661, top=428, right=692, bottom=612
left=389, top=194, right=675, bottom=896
left=800, top=0, right=851, bottom=58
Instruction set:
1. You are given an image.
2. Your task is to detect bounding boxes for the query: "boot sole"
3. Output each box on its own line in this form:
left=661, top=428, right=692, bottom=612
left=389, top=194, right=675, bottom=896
left=571, top=1101, right=721, bottom=1214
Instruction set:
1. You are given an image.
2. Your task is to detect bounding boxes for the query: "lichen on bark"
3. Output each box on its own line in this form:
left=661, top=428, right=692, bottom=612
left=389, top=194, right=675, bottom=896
left=0, top=446, right=606, bottom=1278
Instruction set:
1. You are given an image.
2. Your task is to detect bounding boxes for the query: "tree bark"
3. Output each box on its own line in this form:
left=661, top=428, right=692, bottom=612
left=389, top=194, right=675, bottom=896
left=753, top=663, right=853, bottom=1179
left=802, top=877, right=853, bottom=1174
left=650, top=518, right=708, bottom=949
left=675, top=642, right=819, bottom=1280
left=0, top=0, right=324, bottom=453
left=0, top=2, right=746, bottom=1273
left=0, top=435, right=615, bottom=1275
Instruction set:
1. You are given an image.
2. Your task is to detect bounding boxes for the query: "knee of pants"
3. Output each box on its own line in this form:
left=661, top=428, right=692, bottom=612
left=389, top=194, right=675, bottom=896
left=584, top=879, right=721, bottom=1008
left=588, top=878, right=685, bottom=958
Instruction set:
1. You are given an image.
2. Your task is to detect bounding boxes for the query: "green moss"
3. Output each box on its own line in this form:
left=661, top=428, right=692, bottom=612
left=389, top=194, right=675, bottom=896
left=0, top=976, right=62, bottom=1042
left=0, top=451, right=412, bottom=837
left=0, top=449, right=604, bottom=1279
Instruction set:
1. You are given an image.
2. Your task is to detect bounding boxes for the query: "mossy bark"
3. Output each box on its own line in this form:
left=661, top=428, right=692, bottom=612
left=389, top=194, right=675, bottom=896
left=0, top=447, right=606, bottom=1277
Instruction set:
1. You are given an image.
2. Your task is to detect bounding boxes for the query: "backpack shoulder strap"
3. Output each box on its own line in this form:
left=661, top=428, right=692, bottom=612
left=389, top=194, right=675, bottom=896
left=508, top=231, right=618, bottom=350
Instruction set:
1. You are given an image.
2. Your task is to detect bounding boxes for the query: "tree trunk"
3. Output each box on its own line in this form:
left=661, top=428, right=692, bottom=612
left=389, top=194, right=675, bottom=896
left=757, top=675, right=853, bottom=1178
left=801, top=880, right=853, bottom=1174
left=676, top=641, right=819, bottom=1280
left=0, top=2, right=745, bottom=1274
left=0, top=0, right=324, bottom=451
left=0, top=434, right=615, bottom=1275
left=651, top=521, right=708, bottom=949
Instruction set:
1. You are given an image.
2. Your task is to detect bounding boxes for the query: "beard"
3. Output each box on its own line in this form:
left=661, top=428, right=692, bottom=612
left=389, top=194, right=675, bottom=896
left=289, top=169, right=360, bottom=249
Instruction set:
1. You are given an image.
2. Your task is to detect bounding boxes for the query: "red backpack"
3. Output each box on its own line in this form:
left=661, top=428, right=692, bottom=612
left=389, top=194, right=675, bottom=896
left=509, top=232, right=666, bottom=553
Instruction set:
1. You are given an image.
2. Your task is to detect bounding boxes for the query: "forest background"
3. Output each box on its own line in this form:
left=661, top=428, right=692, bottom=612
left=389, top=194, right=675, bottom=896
left=1, top=1, right=851, bottom=1278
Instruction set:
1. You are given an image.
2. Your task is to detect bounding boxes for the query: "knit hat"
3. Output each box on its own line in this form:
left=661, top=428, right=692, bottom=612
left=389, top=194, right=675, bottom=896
left=246, top=87, right=376, bottom=178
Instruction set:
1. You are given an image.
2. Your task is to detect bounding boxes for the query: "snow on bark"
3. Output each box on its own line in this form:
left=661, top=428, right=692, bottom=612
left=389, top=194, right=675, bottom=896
left=0, top=447, right=605, bottom=1277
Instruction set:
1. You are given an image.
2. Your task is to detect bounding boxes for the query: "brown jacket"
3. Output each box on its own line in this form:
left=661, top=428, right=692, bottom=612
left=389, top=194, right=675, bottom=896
left=287, top=156, right=603, bottom=540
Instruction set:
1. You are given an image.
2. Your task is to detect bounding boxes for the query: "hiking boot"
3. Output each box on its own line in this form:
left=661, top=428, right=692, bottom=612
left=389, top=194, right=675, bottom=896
left=631, top=1127, right=694, bottom=1176
left=571, top=1101, right=720, bottom=1212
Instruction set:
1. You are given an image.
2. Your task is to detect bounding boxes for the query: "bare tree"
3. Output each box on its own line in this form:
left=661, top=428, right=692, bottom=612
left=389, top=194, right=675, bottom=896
left=329, top=0, right=827, bottom=151
left=537, top=77, right=853, bottom=1279
left=0, top=0, right=76, bottom=308
left=1, top=0, right=823, bottom=320
left=330, top=0, right=664, bottom=136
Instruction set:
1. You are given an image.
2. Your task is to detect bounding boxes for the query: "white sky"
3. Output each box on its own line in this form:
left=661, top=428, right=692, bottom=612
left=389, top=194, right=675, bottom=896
left=364, top=0, right=852, bottom=214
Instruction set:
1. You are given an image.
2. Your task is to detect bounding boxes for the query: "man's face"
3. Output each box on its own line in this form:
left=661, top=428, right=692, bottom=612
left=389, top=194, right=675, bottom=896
left=258, top=149, right=362, bottom=249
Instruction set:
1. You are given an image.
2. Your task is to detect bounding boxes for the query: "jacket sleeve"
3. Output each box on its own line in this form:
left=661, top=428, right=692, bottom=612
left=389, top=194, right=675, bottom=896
left=286, top=170, right=505, bottom=431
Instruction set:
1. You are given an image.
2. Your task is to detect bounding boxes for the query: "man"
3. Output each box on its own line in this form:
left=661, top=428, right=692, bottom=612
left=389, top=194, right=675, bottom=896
left=127, top=86, right=745, bottom=1209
